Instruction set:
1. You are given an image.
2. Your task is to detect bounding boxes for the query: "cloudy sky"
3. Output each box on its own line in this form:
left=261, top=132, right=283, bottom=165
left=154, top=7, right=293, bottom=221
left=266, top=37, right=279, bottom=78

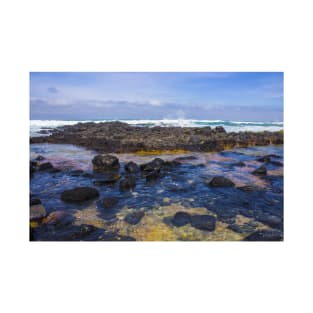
left=30, top=72, right=283, bottom=121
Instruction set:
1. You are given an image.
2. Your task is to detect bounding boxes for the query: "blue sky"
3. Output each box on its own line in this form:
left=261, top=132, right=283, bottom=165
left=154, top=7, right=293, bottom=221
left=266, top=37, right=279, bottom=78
left=30, top=72, right=283, bottom=121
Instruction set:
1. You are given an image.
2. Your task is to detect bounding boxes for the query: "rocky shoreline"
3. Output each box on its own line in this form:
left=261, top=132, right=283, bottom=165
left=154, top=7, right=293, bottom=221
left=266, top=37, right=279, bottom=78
left=30, top=121, right=283, bottom=153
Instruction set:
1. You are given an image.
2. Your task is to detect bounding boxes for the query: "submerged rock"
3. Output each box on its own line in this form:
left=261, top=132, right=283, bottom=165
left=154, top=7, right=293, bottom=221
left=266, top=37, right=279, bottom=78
left=124, top=211, right=145, bottom=225
left=243, top=229, right=283, bottom=241
left=30, top=204, right=47, bottom=220
left=38, top=162, right=54, bottom=171
left=171, top=212, right=191, bottom=227
left=231, top=161, right=246, bottom=167
left=125, top=161, right=140, bottom=173
left=36, top=155, right=45, bottom=161
left=207, top=176, right=235, bottom=187
left=42, top=211, right=74, bottom=227
left=119, top=175, right=136, bottom=191
left=252, top=165, right=267, bottom=176
left=101, top=197, right=119, bottom=209
left=60, top=187, right=100, bottom=203
left=190, top=215, right=216, bottom=231
left=93, top=172, right=121, bottom=186
left=92, top=154, right=120, bottom=172
left=141, top=158, right=165, bottom=172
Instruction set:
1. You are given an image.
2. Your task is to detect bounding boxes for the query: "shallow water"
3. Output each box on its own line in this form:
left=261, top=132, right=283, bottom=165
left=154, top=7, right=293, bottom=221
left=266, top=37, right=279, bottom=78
left=30, top=143, right=283, bottom=241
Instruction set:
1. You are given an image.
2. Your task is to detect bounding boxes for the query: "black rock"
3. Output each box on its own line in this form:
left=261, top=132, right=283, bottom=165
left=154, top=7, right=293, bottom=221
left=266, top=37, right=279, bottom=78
left=124, top=211, right=145, bottom=225
left=214, top=126, right=226, bottom=133
left=190, top=215, right=216, bottom=231
left=237, top=185, right=262, bottom=192
left=252, top=165, right=267, bottom=176
left=125, top=161, right=139, bottom=173
left=30, top=198, right=41, bottom=205
left=270, top=160, right=283, bottom=167
left=174, top=155, right=198, bottom=163
left=61, top=187, right=100, bottom=203
left=141, top=158, right=165, bottom=172
left=231, top=161, right=246, bottom=167
left=92, top=154, right=120, bottom=172
left=145, top=169, right=161, bottom=183
left=207, top=176, right=235, bottom=187
left=36, top=155, right=45, bottom=161
left=101, top=197, right=119, bottom=209
left=171, top=212, right=191, bottom=227
left=256, top=156, right=271, bottom=163
left=38, top=162, right=54, bottom=171
left=119, top=175, right=136, bottom=191
left=243, top=229, right=283, bottom=241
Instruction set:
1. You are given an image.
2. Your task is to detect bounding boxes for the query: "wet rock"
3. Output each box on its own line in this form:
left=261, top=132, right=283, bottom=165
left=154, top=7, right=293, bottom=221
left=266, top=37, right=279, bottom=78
left=257, top=154, right=281, bottom=163
left=99, top=231, right=136, bottom=241
left=101, top=197, right=119, bottom=209
left=171, top=212, right=191, bottom=227
left=93, top=172, right=121, bottom=186
left=36, top=155, right=45, bottom=161
left=228, top=223, right=256, bottom=233
left=252, top=165, right=267, bottom=176
left=163, top=160, right=180, bottom=168
left=38, top=162, right=54, bottom=171
left=80, top=224, right=96, bottom=236
left=61, top=187, right=100, bottom=203
left=119, top=175, right=136, bottom=191
left=190, top=215, right=216, bottom=231
left=174, top=155, right=198, bottom=163
left=145, top=170, right=161, bottom=183
left=207, top=176, right=235, bottom=187
left=243, top=229, right=283, bottom=241
left=30, top=198, right=41, bottom=205
left=270, top=160, right=283, bottom=167
left=92, top=154, right=120, bottom=172
left=124, top=211, right=145, bottom=225
left=256, top=214, right=283, bottom=229
left=214, top=126, right=226, bottom=133
left=30, top=204, right=47, bottom=220
left=141, top=158, right=165, bottom=172
left=125, top=161, right=139, bottom=173
left=237, top=185, right=262, bottom=192
left=231, top=161, right=246, bottom=167
left=42, top=211, right=74, bottom=227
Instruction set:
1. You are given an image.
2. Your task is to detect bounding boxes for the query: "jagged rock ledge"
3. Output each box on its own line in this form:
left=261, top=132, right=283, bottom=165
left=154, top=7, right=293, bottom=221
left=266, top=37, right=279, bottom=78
left=30, top=121, right=283, bottom=153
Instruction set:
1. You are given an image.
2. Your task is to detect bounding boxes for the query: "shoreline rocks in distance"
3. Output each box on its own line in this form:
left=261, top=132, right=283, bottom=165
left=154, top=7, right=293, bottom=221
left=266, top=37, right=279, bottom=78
left=30, top=121, right=283, bottom=153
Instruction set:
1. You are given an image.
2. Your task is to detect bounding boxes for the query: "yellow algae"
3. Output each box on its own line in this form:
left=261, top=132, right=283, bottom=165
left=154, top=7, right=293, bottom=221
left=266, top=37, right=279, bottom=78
left=30, top=221, right=39, bottom=228
left=133, top=149, right=190, bottom=156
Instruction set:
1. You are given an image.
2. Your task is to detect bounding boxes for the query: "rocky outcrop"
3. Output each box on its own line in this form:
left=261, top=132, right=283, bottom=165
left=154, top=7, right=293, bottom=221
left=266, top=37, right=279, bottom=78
left=92, top=154, right=120, bottom=172
left=60, top=187, right=100, bottom=203
left=206, top=176, right=235, bottom=187
left=30, top=121, right=284, bottom=153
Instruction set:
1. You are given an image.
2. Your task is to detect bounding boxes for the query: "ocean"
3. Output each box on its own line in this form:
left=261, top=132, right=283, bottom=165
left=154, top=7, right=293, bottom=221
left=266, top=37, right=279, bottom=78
left=30, top=119, right=283, bottom=137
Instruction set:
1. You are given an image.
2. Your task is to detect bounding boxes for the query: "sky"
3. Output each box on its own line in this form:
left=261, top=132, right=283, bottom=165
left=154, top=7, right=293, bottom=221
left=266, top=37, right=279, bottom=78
left=30, top=72, right=283, bottom=121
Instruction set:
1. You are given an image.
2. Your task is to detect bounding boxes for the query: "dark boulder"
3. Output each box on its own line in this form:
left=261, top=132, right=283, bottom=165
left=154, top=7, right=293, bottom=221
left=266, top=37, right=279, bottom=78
left=145, top=169, right=161, bottom=183
left=92, top=154, right=120, bottom=172
left=42, top=211, right=75, bottom=228
left=256, top=156, right=271, bottom=163
left=252, top=165, right=267, bottom=176
left=61, top=187, right=100, bottom=203
left=214, top=126, right=226, bottom=133
left=124, top=211, right=145, bottom=225
left=228, top=223, right=256, bottom=234
left=101, top=197, right=119, bottom=209
left=30, top=198, right=41, bottom=205
left=119, top=175, right=136, bottom=191
left=243, top=229, right=283, bottom=241
left=36, top=155, right=45, bottom=161
left=256, top=214, right=283, bottom=229
left=207, top=176, right=235, bottom=187
left=125, top=161, right=139, bottom=173
left=190, top=215, right=216, bottom=231
left=38, top=162, right=54, bottom=171
left=140, top=158, right=165, bottom=172
left=171, top=212, right=191, bottom=227
left=174, top=155, right=198, bottom=163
